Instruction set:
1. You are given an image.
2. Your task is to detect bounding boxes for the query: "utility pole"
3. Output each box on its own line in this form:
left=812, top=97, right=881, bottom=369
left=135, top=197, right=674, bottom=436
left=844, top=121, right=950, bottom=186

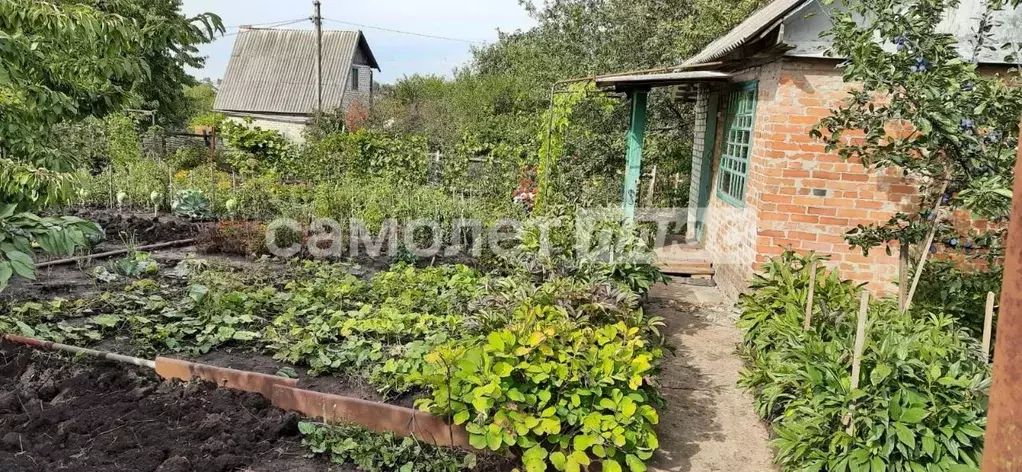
left=312, top=0, right=323, bottom=113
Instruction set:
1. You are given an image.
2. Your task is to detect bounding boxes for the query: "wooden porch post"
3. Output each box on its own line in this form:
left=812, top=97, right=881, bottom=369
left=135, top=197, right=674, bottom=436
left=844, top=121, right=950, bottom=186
left=622, top=89, right=649, bottom=221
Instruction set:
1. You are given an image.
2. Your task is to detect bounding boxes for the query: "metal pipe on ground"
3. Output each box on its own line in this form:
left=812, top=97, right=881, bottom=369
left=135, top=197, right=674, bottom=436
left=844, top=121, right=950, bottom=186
left=1, top=334, right=156, bottom=369
left=36, top=238, right=197, bottom=269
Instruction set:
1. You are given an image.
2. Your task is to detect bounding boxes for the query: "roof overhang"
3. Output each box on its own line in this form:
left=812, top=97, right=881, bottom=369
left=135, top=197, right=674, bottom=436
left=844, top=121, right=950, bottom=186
left=595, top=70, right=733, bottom=92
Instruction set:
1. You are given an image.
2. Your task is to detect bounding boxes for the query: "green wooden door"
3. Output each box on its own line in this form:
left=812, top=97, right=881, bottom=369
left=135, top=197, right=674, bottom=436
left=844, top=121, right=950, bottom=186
left=694, top=92, right=719, bottom=241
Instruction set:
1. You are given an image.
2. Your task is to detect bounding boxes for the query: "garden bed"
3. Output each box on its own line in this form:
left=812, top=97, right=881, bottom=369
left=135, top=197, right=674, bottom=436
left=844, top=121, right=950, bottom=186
left=0, top=341, right=336, bottom=472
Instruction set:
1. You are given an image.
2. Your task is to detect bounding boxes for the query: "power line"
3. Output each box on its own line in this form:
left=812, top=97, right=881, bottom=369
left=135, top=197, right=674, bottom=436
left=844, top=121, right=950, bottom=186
left=322, top=18, right=487, bottom=45
left=223, top=18, right=309, bottom=30
left=219, top=19, right=308, bottom=37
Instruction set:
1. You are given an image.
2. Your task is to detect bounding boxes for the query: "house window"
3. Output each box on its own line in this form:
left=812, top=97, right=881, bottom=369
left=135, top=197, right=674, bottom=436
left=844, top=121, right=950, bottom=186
left=717, top=81, right=758, bottom=207
left=351, top=67, right=360, bottom=90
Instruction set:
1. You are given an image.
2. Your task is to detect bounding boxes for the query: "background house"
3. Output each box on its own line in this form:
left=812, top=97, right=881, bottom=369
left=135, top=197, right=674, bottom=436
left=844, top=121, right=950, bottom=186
left=638, top=0, right=1022, bottom=300
left=214, top=27, right=380, bottom=142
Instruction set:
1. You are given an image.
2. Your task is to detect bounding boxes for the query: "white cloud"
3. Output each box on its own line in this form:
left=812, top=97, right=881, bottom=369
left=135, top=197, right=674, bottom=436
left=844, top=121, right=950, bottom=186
left=182, top=0, right=536, bottom=82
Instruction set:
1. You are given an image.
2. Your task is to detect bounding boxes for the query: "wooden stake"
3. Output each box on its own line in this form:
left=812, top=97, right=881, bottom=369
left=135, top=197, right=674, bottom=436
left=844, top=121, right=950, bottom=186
left=646, top=164, right=658, bottom=206
left=898, top=244, right=910, bottom=311
left=905, top=179, right=951, bottom=311
left=984, top=291, right=996, bottom=363
left=845, top=291, right=870, bottom=434
left=804, top=261, right=818, bottom=331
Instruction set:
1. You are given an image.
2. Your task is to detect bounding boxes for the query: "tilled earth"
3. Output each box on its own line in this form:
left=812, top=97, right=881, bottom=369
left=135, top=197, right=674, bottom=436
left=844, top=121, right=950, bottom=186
left=0, top=342, right=335, bottom=472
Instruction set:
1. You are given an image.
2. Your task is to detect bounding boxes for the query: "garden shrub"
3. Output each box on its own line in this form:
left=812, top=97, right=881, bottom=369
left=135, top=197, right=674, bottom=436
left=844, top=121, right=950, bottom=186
left=740, top=250, right=990, bottom=472
left=219, top=118, right=294, bottom=169
left=412, top=302, right=663, bottom=472
left=300, top=129, right=429, bottom=185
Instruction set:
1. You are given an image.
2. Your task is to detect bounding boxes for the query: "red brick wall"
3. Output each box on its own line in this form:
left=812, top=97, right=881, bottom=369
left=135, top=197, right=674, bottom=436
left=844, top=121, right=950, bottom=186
left=698, top=58, right=920, bottom=300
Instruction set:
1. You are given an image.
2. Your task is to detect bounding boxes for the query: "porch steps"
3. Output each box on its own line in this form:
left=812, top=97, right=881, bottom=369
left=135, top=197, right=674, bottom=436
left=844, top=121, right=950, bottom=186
left=655, top=242, right=715, bottom=280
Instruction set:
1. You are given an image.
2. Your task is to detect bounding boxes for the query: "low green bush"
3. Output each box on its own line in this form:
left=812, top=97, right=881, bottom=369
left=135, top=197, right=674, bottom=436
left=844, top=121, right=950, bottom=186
left=739, top=250, right=990, bottom=472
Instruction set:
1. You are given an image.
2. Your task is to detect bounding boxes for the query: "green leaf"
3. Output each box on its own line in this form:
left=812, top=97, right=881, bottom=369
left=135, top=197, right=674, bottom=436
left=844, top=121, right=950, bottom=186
left=0, top=261, right=12, bottom=288
left=453, top=410, right=471, bottom=425
left=493, top=362, right=513, bottom=377
left=6, top=250, right=35, bottom=280
left=900, top=408, right=929, bottom=424
left=232, top=330, right=259, bottom=341
left=550, top=451, right=567, bottom=470
left=625, top=454, right=647, bottom=472
left=297, top=422, right=318, bottom=435
left=469, top=433, right=488, bottom=450
left=894, top=423, right=916, bottom=450
left=91, top=314, right=122, bottom=328
left=604, top=459, right=623, bottom=472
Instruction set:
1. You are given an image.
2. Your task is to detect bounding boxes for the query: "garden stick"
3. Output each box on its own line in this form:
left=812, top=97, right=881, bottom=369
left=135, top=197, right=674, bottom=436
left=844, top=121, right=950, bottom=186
left=898, top=244, right=909, bottom=311
left=37, top=238, right=197, bottom=269
left=804, top=261, right=818, bottom=331
left=905, top=179, right=950, bottom=311
left=845, top=291, right=870, bottom=434
left=983, top=291, right=996, bottom=362
left=1, top=334, right=156, bottom=369
left=646, top=164, right=658, bottom=206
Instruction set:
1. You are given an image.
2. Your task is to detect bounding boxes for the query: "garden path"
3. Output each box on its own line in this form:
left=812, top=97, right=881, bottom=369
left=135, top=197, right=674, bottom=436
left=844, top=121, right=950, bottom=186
left=647, top=282, right=776, bottom=472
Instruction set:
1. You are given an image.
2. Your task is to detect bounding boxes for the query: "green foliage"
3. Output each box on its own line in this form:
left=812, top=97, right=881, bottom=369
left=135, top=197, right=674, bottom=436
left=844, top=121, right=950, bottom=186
left=301, top=129, right=430, bottom=186
left=813, top=0, right=1021, bottom=281
left=171, top=189, right=212, bottom=219
left=219, top=118, right=294, bottom=169
left=91, top=0, right=224, bottom=127
left=0, top=203, right=100, bottom=291
left=0, top=0, right=143, bottom=170
left=299, top=422, right=476, bottom=472
left=106, top=114, right=143, bottom=166
left=414, top=304, right=662, bottom=472
left=183, top=81, right=219, bottom=127
left=739, top=250, right=990, bottom=472
left=0, top=159, right=79, bottom=212
left=913, top=260, right=1003, bottom=337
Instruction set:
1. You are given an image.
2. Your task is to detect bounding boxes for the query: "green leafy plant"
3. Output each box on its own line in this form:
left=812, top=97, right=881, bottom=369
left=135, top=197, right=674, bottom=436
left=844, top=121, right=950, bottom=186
left=299, top=422, right=476, bottom=472
left=172, top=188, right=213, bottom=219
left=0, top=202, right=101, bottom=291
left=739, top=250, right=990, bottom=472
left=414, top=303, right=663, bottom=472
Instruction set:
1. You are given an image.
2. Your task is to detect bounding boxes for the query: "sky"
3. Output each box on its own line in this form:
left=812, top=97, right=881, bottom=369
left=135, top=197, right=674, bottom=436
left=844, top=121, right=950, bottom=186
left=181, top=0, right=537, bottom=84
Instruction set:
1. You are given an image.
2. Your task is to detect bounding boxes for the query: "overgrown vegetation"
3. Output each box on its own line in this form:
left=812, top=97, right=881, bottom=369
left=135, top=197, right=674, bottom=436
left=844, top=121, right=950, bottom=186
left=0, top=217, right=670, bottom=470
left=739, top=251, right=990, bottom=472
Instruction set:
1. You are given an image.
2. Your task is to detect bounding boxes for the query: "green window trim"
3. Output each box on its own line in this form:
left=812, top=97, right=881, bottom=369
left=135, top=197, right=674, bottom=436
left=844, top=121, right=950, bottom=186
left=716, top=80, right=758, bottom=208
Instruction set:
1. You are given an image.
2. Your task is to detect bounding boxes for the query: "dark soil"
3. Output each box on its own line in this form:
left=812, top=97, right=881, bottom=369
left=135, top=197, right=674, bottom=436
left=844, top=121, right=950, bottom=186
left=0, top=342, right=340, bottom=472
left=66, top=208, right=203, bottom=245
left=189, top=348, right=420, bottom=408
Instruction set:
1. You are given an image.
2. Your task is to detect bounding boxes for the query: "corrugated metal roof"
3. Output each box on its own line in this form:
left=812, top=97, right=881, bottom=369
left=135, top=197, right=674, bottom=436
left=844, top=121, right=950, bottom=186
left=684, top=0, right=808, bottom=65
left=214, top=28, right=375, bottom=115
left=595, top=71, right=732, bottom=90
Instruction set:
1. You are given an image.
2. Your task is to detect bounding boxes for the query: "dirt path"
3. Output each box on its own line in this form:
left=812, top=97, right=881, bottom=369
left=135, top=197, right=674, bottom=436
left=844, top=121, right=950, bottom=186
left=647, top=282, right=776, bottom=472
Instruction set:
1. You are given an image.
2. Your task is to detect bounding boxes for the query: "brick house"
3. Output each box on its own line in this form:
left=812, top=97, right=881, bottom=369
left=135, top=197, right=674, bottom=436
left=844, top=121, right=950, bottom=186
left=214, top=27, right=380, bottom=143
left=599, top=0, right=1022, bottom=300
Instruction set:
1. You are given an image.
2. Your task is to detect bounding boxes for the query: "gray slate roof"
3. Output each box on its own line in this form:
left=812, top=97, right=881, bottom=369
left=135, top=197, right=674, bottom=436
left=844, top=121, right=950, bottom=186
left=685, top=0, right=1022, bottom=66
left=684, top=0, right=806, bottom=65
left=214, top=28, right=379, bottom=115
